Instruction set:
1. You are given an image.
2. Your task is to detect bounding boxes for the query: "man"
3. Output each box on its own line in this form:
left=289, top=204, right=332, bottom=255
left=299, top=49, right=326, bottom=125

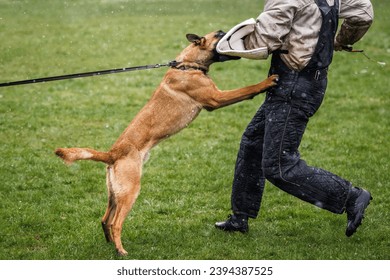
left=215, top=0, right=374, bottom=237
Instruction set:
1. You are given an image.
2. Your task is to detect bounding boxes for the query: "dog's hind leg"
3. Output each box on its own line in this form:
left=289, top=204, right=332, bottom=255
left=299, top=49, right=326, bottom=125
left=108, top=154, right=142, bottom=256
left=101, top=204, right=116, bottom=243
left=101, top=166, right=117, bottom=243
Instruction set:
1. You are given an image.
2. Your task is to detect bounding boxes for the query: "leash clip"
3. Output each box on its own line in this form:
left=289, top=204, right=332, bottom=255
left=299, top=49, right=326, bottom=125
left=168, top=60, right=179, bottom=67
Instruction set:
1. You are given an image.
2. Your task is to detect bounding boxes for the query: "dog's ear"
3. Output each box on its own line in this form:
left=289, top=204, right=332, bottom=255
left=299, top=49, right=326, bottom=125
left=186, top=34, right=206, bottom=46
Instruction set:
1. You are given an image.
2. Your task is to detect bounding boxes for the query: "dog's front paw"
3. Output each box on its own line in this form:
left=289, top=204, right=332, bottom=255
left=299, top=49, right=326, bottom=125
left=267, top=74, right=279, bottom=87
left=258, top=74, right=279, bottom=93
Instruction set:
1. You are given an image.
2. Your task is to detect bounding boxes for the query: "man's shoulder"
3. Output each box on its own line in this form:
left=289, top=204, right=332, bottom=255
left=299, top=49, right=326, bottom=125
left=265, top=0, right=318, bottom=11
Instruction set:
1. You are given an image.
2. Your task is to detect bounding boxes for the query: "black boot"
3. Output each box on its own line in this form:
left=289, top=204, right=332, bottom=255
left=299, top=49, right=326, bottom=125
left=345, top=187, right=372, bottom=237
left=215, top=214, right=249, bottom=233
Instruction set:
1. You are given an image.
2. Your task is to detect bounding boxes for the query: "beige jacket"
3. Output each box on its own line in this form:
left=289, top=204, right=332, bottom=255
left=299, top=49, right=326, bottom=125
left=244, top=0, right=373, bottom=71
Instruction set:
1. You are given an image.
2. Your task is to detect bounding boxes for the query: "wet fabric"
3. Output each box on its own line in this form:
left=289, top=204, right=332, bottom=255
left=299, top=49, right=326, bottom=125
left=231, top=0, right=352, bottom=218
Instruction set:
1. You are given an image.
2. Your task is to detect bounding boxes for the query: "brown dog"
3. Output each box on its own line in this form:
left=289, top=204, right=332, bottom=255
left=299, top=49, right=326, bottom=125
left=55, top=30, right=278, bottom=256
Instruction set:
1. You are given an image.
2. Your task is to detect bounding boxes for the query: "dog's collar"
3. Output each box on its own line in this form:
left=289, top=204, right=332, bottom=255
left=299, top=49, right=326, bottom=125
left=171, top=61, right=208, bottom=74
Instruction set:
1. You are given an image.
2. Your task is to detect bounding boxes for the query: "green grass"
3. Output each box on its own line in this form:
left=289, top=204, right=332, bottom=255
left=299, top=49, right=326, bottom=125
left=0, top=0, right=389, bottom=260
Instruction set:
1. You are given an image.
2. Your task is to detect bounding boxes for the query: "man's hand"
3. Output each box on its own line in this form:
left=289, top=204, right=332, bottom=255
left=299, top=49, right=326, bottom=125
left=334, top=39, right=352, bottom=52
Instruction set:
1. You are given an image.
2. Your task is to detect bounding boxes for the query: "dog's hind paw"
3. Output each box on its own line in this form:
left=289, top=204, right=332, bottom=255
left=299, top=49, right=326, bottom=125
left=116, top=248, right=128, bottom=256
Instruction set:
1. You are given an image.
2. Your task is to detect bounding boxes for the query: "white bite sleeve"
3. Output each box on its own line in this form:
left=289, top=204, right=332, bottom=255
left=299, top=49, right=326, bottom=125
left=217, top=18, right=269, bottom=60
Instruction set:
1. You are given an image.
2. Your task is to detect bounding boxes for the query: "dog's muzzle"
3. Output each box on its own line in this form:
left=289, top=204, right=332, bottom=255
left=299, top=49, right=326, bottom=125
left=213, top=30, right=241, bottom=62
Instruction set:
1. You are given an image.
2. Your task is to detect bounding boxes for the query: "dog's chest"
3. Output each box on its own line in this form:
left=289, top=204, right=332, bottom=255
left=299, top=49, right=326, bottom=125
left=160, top=85, right=201, bottom=130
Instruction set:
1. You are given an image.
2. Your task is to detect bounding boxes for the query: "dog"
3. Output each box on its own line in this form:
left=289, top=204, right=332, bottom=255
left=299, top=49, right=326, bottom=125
left=55, top=30, right=278, bottom=256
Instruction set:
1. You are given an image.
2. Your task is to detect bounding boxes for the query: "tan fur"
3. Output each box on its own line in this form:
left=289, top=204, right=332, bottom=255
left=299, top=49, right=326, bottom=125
left=55, top=31, right=278, bottom=256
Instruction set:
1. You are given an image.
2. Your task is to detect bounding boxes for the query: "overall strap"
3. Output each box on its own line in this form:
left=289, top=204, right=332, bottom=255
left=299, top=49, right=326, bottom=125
left=305, top=0, right=339, bottom=71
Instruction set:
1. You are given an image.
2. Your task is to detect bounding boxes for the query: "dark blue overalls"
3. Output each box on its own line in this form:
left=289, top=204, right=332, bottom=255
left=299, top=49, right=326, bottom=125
left=231, top=0, right=353, bottom=218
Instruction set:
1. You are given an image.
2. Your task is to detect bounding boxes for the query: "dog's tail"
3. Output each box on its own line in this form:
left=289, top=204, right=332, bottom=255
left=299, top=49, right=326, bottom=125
left=55, top=147, right=114, bottom=165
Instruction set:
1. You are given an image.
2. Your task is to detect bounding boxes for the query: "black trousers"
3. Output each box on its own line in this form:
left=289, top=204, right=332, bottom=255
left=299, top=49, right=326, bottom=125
left=231, top=59, right=352, bottom=218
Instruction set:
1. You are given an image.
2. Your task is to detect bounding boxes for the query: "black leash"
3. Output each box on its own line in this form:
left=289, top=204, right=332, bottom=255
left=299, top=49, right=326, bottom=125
left=341, top=47, right=386, bottom=66
left=0, top=60, right=179, bottom=88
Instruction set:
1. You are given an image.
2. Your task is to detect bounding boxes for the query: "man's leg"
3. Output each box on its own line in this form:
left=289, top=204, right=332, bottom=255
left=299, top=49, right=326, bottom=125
left=262, top=100, right=351, bottom=213
left=215, top=105, right=266, bottom=232
left=261, top=89, right=371, bottom=235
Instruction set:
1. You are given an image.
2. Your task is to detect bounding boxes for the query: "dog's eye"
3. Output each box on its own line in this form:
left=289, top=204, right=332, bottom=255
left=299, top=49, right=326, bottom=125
left=215, top=30, right=226, bottom=38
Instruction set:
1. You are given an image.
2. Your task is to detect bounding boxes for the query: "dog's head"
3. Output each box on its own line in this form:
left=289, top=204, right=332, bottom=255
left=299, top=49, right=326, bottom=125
left=175, top=30, right=240, bottom=71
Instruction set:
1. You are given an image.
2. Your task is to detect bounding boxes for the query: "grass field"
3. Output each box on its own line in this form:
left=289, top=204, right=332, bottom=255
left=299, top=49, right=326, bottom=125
left=0, top=0, right=389, bottom=260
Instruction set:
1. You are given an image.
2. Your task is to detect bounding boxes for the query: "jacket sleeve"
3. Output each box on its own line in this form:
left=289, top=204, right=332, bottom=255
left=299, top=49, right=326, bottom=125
left=244, top=0, right=295, bottom=53
left=335, top=0, right=374, bottom=49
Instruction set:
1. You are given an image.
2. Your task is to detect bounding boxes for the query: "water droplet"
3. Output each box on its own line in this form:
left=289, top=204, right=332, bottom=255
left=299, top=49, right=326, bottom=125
left=315, top=201, right=324, bottom=208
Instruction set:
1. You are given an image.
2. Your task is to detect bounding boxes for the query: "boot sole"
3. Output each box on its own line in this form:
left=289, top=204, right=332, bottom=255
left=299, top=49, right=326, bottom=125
left=215, top=223, right=249, bottom=233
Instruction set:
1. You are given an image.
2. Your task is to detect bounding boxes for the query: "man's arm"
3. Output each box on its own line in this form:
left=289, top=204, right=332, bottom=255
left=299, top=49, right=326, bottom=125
left=335, top=0, right=374, bottom=50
